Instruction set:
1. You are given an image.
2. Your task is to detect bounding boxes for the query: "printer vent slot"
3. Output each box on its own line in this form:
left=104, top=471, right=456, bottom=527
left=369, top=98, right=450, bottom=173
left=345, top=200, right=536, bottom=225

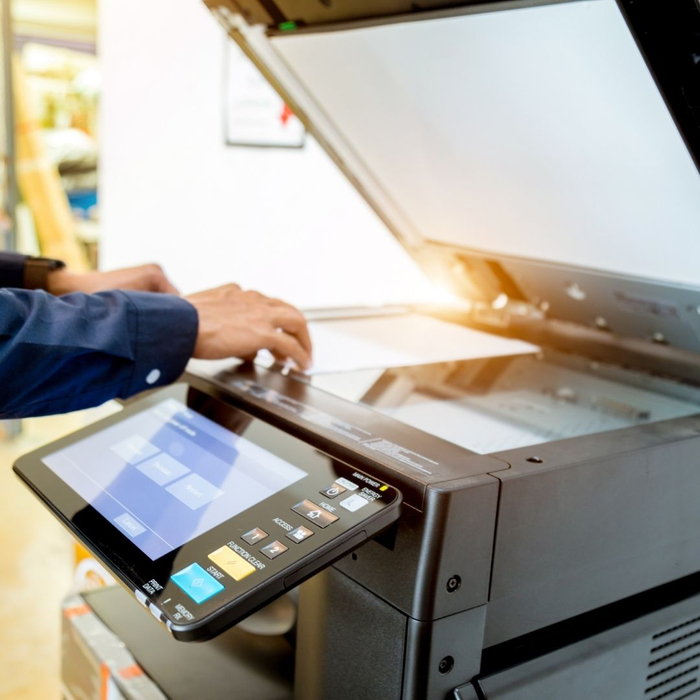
left=654, top=616, right=700, bottom=641
left=647, top=683, right=699, bottom=700
left=646, top=615, right=700, bottom=700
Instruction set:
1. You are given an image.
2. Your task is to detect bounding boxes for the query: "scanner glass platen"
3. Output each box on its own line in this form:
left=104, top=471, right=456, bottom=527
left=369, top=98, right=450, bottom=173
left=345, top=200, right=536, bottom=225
left=309, top=349, right=700, bottom=454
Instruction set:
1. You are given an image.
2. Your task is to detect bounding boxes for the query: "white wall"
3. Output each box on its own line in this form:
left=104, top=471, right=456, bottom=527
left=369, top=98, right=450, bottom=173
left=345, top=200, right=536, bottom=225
left=98, top=0, right=433, bottom=307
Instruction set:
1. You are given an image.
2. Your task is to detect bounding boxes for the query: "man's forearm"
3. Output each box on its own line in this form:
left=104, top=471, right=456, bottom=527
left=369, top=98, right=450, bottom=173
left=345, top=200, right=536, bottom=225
left=0, top=288, right=198, bottom=418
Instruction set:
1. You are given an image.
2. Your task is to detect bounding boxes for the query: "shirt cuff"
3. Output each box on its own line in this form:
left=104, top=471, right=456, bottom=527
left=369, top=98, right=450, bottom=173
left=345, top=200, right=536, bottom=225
left=0, top=252, right=28, bottom=289
left=118, top=291, right=199, bottom=397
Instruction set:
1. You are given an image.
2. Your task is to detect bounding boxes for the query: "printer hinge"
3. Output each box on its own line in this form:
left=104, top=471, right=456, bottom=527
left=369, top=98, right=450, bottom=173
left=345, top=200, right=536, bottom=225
left=471, top=298, right=545, bottom=330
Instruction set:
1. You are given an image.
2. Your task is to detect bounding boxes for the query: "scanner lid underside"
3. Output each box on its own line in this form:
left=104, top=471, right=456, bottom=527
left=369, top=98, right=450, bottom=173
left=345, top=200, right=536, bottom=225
left=207, top=0, right=700, bottom=354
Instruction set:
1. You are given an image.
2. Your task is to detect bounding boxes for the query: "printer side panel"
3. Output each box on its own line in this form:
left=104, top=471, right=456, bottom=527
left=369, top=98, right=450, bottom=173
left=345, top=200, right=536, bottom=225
left=457, top=589, right=700, bottom=700
left=295, top=568, right=408, bottom=700
left=294, top=474, right=498, bottom=699
left=333, top=473, right=500, bottom=621
left=295, top=567, right=488, bottom=700
left=486, top=417, right=700, bottom=647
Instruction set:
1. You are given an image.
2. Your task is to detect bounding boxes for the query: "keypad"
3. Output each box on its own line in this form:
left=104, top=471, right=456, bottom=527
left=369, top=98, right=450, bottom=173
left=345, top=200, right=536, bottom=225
left=170, top=563, right=224, bottom=604
left=340, top=494, right=369, bottom=512
left=286, top=525, right=314, bottom=544
left=292, top=500, right=339, bottom=528
left=242, top=528, right=268, bottom=546
left=261, top=541, right=288, bottom=560
left=320, top=483, right=347, bottom=499
left=208, top=546, right=256, bottom=581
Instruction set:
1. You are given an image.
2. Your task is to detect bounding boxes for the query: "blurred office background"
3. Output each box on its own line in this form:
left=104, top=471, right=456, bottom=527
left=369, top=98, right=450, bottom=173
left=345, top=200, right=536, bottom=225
left=0, top=1, right=434, bottom=698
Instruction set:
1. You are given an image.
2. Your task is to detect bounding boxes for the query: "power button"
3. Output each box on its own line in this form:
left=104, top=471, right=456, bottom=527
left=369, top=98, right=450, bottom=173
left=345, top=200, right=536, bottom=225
left=320, top=483, right=347, bottom=499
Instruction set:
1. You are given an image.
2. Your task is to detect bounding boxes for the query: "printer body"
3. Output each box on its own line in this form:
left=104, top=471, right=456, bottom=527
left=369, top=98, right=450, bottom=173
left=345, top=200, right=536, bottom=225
left=182, top=1, right=700, bottom=698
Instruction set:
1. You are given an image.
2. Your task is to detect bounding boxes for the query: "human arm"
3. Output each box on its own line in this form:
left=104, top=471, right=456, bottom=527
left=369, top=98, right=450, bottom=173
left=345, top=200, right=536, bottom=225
left=0, top=281, right=311, bottom=419
left=0, top=251, right=179, bottom=295
left=46, top=263, right=180, bottom=295
left=45, top=265, right=313, bottom=364
left=0, top=288, right=198, bottom=418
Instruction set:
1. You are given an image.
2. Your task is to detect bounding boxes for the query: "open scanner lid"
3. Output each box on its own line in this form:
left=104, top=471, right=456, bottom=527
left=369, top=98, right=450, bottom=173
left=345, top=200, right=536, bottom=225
left=205, top=0, right=700, bottom=355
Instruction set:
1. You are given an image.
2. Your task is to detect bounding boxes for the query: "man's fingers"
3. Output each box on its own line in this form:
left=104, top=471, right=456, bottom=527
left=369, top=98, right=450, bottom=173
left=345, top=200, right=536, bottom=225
left=266, top=329, right=311, bottom=370
left=150, top=273, right=180, bottom=295
left=160, top=279, right=181, bottom=295
left=269, top=348, right=292, bottom=364
left=144, top=265, right=180, bottom=295
left=269, top=306, right=313, bottom=357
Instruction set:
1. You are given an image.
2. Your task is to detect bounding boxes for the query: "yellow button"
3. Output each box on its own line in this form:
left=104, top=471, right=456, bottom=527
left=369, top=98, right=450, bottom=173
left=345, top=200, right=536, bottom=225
left=208, top=546, right=256, bottom=581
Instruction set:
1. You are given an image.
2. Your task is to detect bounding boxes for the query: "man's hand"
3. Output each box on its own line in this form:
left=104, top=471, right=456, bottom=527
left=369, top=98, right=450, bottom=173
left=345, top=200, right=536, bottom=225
left=46, top=264, right=179, bottom=296
left=185, top=284, right=312, bottom=370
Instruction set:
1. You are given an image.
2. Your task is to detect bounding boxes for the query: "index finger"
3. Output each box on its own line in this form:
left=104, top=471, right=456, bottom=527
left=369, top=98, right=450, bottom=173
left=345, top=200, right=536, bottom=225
left=160, top=279, right=181, bottom=295
left=269, top=305, right=313, bottom=358
left=266, top=329, right=311, bottom=370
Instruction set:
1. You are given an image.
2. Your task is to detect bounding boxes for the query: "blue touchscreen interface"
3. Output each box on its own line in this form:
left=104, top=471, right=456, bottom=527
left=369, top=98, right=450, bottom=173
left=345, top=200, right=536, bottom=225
left=42, top=398, right=307, bottom=560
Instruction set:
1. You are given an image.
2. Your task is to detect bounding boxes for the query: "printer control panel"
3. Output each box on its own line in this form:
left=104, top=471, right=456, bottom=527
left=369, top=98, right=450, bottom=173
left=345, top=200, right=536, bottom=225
left=13, top=384, right=402, bottom=642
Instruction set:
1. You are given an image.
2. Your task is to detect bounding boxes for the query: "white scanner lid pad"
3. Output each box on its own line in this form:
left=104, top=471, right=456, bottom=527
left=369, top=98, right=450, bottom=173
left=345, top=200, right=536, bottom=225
left=272, top=0, right=700, bottom=286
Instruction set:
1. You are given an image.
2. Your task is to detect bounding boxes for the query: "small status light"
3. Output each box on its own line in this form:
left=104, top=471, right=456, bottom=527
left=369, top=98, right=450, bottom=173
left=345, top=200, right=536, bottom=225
left=380, top=485, right=388, bottom=492
left=279, top=21, right=298, bottom=31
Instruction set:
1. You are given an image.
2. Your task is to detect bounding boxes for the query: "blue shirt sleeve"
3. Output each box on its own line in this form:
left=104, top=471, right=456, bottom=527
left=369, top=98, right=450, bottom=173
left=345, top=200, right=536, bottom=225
left=0, top=252, right=27, bottom=288
left=0, top=288, right=199, bottom=418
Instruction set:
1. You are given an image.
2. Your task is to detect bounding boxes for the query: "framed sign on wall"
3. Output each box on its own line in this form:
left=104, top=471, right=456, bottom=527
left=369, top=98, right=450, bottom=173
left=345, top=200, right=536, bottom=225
left=224, top=41, right=305, bottom=149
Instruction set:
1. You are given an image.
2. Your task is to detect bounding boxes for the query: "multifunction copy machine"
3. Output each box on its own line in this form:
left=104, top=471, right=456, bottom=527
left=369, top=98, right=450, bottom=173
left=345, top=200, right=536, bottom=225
left=16, top=0, right=700, bottom=699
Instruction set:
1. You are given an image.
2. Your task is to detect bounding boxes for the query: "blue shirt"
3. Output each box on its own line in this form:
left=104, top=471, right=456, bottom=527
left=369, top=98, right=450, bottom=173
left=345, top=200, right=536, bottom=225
left=0, top=252, right=199, bottom=418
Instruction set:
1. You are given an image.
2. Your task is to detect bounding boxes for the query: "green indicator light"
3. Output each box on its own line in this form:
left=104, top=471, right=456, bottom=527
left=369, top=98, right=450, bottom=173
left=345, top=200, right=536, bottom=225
left=279, top=21, right=298, bottom=31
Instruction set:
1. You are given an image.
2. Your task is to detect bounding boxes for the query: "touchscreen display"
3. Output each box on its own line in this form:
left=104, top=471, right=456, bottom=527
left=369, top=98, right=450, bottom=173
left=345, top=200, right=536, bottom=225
left=42, top=399, right=307, bottom=560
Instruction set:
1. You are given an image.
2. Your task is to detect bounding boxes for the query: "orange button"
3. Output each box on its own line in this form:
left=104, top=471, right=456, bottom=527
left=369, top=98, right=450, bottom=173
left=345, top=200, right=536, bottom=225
left=208, top=546, right=256, bottom=581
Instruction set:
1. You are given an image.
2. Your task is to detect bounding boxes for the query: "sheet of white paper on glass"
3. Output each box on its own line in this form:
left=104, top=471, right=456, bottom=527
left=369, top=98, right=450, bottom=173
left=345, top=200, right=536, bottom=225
left=300, top=314, right=539, bottom=375
left=225, top=42, right=305, bottom=148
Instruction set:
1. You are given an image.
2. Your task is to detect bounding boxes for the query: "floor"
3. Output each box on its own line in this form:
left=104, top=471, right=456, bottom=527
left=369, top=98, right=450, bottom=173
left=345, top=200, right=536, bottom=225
left=0, top=406, right=116, bottom=700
